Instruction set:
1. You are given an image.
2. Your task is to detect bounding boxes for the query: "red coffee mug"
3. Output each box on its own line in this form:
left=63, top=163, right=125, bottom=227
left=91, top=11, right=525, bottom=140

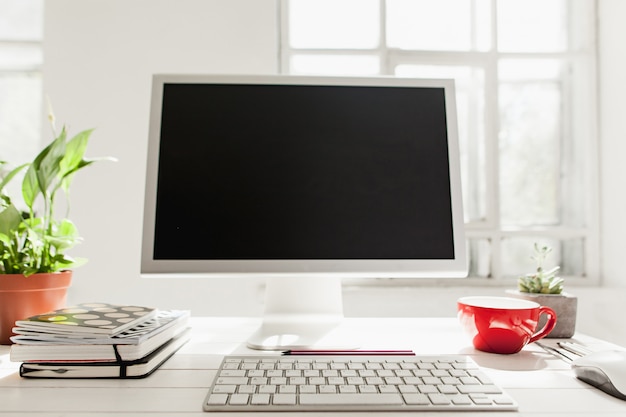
left=457, top=296, right=557, bottom=354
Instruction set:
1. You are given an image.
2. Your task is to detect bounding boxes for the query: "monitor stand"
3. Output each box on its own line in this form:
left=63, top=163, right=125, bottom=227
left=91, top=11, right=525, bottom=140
left=246, top=276, right=354, bottom=350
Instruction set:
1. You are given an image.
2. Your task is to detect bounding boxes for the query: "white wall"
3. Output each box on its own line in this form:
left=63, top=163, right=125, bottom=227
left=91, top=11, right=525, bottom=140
left=44, top=0, right=278, bottom=314
left=43, top=0, right=626, bottom=329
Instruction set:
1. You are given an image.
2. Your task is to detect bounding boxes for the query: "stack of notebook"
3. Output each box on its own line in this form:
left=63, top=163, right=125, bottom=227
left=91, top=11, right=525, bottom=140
left=9, top=302, right=190, bottom=378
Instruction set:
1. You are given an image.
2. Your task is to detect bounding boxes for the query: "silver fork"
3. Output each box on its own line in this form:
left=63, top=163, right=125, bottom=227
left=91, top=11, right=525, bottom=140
left=535, top=341, right=585, bottom=363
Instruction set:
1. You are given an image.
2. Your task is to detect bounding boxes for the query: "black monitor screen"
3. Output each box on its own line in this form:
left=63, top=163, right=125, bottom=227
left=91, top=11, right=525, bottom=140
left=152, top=82, right=454, bottom=261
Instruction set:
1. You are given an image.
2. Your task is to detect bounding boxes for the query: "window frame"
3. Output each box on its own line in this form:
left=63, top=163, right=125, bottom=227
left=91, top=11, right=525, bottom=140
left=279, top=0, right=600, bottom=286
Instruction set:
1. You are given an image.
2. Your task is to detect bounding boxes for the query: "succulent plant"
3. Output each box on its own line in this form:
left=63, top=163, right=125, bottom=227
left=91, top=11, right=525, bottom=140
left=517, top=243, right=564, bottom=294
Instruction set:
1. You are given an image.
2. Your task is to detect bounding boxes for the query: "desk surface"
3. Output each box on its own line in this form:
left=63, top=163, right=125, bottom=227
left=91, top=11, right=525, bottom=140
left=1, top=317, right=626, bottom=416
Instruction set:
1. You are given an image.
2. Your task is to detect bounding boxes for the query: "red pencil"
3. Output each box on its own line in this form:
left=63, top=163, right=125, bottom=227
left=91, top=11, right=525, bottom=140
left=282, top=349, right=415, bottom=356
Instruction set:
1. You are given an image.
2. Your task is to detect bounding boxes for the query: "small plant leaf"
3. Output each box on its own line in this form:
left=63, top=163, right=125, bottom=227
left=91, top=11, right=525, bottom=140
left=21, top=163, right=40, bottom=209
left=0, top=203, right=23, bottom=236
left=32, top=127, right=67, bottom=197
left=48, top=219, right=81, bottom=251
left=0, top=162, right=29, bottom=195
left=517, top=243, right=564, bottom=294
left=59, top=129, right=93, bottom=184
left=0, top=232, right=10, bottom=245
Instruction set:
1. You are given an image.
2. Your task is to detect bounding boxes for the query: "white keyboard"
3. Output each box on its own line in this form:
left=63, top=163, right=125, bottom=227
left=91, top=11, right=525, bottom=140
left=203, top=355, right=518, bottom=412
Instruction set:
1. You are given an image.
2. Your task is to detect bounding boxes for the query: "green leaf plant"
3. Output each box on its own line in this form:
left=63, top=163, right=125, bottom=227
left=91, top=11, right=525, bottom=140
left=517, top=243, right=564, bottom=294
left=0, top=122, right=114, bottom=276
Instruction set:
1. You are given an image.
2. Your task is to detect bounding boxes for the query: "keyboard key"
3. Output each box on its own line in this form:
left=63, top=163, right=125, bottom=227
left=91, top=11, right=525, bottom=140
left=309, top=377, right=325, bottom=385
left=418, top=385, right=438, bottom=394
left=379, top=385, right=399, bottom=393
left=229, top=394, right=249, bottom=405
left=460, top=376, right=481, bottom=385
left=250, top=377, right=267, bottom=385
left=206, top=394, right=228, bottom=405
left=300, top=385, right=317, bottom=394
left=431, top=369, right=450, bottom=377
left=216, top=377, right=248, bottom=385
left=258, top=385, right=276, bottom=394
left=219, top=370, right=246, bottom=377
left=273, top=394, right=296, bottom=405
left=458, top=385, right=503, bottom=394
left=279, top=385, right=296, bottom=394
left=289, top=377, right=306, bottom=385
left=300, top=393, right=404, bottom=405
left=438, top=384, right=460, bottom=394
left=270, top=377, right=286, bottom=385
left=450, top=394, right=473, bottom=405
left=358, top=385, right=378, bottom=394
left=493, top=395, right=516, bottom=405
left=398, top=385, right=418, bottom=394
left=327, top=377, right=344, bottom=385
left=238, top=385, right=256, bottom=394
left=384, top=376, right=403, bottom=385
left=250, top=394, right=270, bottom=405
left=441, top=376, right=460, bottom=385
left=339, top=385, right=357, bottom=393
left=402, top=393, right=430, bottom=405
left=422, top=376, right=441, bottom=385
left=428, top=393, right=452, bottom=405
left=470, top=394, right=493, bottom=405
left=366, top=377, right=384, bottom=385
left=212, top=385, right=237, bottom=394
left=346, top=376, right=365, bottom=385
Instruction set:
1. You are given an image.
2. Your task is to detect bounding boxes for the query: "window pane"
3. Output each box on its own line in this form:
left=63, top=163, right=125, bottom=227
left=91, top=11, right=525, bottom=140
left=387, top=0, right=491, bottom=51
left=0, top=43, right=42, bottom=70
left=395, top=65, right=486, bottom=222
left=501, top=237, right=584, bottom=278
left=560, top=238, right=585, bottom=276
left=497, top=0, right=566, bottom=52
left=499, top=74, right=561, bottom=226
left=0, top=0, right=43, bottom=41
left=467, top=238, right=491, bottom=278
left=501, top=237, right=559, bottom=278
left=289, top=55, right=380, bottom=76
left=499, top=59, right=563, bottom=81
left=288, top=0, right=379, bottom=49
left=0, top=73, right=42, bottom=200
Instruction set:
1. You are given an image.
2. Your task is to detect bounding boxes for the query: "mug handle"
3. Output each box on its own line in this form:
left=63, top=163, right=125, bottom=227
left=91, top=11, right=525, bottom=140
left=529, top=306, right=558, bottom=344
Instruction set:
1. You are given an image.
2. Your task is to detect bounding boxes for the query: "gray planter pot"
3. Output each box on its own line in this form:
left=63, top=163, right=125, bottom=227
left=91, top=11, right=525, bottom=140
left=505, top=290, right=577, bottom=338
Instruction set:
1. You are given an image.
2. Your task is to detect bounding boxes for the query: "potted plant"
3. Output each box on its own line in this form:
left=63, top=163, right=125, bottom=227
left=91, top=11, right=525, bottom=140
left=507, top=243, right=578, bottom=338
left=0, top=115, right=112, bottom=344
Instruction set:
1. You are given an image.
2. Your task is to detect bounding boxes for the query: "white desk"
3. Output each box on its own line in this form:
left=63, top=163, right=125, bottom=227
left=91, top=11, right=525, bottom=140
left=1, top=317, right=626, bottom=416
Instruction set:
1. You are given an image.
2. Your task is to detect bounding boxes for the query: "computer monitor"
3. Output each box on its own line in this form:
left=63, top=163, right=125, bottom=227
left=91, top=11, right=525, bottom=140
left=141, top=74, right=466, bottom=350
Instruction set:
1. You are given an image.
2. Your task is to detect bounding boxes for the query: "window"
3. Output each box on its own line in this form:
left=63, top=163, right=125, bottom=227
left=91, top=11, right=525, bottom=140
left=0, top=0, right=44, bottom=198
left=281, top=0, right=598, bottom=283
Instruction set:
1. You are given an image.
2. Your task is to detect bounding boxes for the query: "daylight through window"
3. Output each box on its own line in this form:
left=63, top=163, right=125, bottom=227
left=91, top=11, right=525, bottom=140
left=281, top=0, right=598, bottom=283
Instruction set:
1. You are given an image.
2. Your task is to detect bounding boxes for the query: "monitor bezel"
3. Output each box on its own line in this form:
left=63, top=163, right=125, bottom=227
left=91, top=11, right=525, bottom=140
left=141, top=73, right=467, bottom=279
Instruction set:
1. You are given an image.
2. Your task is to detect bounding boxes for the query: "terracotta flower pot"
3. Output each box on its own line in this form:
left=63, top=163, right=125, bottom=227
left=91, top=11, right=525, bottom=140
left=0, top=270, right=72, bottom=345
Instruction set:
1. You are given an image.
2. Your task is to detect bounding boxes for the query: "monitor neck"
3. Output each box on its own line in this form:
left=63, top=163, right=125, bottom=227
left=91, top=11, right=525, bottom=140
left=246, top=276, right=347, bottom=350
